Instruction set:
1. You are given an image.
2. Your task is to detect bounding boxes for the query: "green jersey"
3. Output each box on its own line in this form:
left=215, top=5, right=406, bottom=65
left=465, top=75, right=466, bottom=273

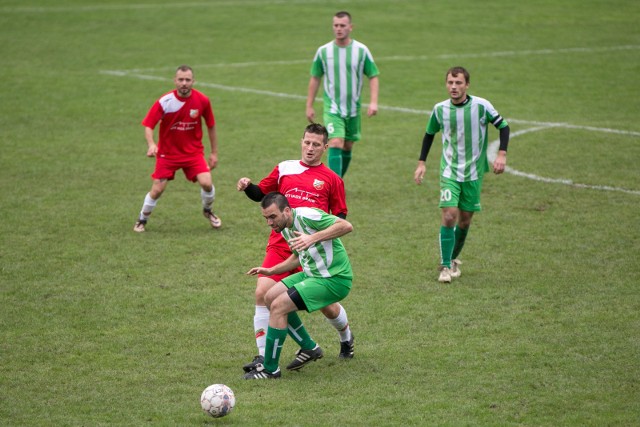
left=426, top=95, right=508, bottom=182
left=310, top=40, right=379, bottom=118
left=281, top=207, right=352, bottom=279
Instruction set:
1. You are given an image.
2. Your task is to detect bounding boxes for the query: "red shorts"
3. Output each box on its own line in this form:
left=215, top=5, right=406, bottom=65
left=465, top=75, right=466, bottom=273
left=152, top=156, right=210, bottom=182
left=260, top=245, right=302, bottom=282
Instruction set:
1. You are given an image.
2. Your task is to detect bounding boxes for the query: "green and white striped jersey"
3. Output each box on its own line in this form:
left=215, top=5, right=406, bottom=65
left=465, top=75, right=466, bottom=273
left=281, top=207, right=352, bottom=279
left=426, top=95, right=508, bottom=182
left=310, top=40, right=379, bottom=118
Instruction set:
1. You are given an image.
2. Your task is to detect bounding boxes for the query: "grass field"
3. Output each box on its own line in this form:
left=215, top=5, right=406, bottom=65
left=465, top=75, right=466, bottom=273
left=1, top=0, right=639, bottom=425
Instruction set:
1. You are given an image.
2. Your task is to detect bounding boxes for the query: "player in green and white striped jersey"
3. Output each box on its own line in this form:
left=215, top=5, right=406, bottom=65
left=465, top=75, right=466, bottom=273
left=244, top=192, right=353, bottom=379
left=414, top=66, right=510, bottom=283
left=306, top=11, right=380, bottom=178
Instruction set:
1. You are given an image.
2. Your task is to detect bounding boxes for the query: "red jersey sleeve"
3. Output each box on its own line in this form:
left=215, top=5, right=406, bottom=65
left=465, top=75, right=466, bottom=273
left=141, top=101, right=163, bottom=129
left=328, top=173, right=348, bottom=217
left=257, top=166, right=280, bottom=194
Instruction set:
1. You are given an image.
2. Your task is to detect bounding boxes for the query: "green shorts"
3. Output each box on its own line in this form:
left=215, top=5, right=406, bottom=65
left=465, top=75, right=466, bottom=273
left=281, top=271, right=352, bottom=313
left=323, top=112, right=361, bottom=142
left=438, top=176, right=483, bottom=212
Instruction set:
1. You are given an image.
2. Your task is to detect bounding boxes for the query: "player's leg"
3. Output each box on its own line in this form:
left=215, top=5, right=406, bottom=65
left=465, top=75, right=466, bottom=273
left=341, top=115, right=361, bottom=176
left=244, top=282, right=296, bottom=379
left=288, top=276, right=351, bottom=368
left=451, top=179, right=482, bottom=277
left=134, top=178, right=169, bottom=232
left=189, top=157, right=221, bottom=229
left=325, top=113, right=347, bottom=177
left=320, top=303, right=354, bottom=358
left=437, top=177, right=462, bottom=282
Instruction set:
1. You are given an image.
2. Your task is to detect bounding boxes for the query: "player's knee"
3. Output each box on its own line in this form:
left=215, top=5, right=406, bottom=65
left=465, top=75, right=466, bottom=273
left=320, top=303, right=340, bottom=319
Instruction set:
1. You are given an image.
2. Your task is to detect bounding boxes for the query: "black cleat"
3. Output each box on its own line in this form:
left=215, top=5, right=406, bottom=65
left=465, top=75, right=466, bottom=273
left=242, top=355, right=264, bottom=373
left=339, top=335, right=354, bottom=359
left=285, top=345, right=324, bottom=370
left=243, top=364, right=281, bottom=380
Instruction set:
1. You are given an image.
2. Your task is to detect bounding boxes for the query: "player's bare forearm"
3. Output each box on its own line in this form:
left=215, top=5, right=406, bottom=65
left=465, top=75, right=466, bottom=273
left=207, top=126, right=218, bottom=168
left=367, top=76, right=379, bottom=117
left=246, top=254, right=299, bottom=276
left=306, top=77, right=321, bottom=122
left=289, top=219, right=353, bottom=251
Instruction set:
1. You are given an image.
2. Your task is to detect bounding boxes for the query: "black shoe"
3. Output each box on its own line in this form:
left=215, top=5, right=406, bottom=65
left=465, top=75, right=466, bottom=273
left=243, top=364, right=281, bottom=380
left=285, top=345, right=324, bottom=370
left=242, top=355, right=264, bottom=373
left=339, top=335, right=354, bottom=359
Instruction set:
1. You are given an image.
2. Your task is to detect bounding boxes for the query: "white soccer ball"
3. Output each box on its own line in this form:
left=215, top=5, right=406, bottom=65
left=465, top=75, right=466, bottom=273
left=200, top=384, right=235, bottom=418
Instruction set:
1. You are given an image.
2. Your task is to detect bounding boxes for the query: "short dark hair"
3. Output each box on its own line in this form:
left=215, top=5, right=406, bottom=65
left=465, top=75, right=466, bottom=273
left=335, top=11, right=352, bottom=21
left=446, top=66, right=470, bottom=83
left=303, top=123, right=329, bottom=144
left=261, top=192, right=290, bottom=211
left=176, top=64, right=193, bottom=74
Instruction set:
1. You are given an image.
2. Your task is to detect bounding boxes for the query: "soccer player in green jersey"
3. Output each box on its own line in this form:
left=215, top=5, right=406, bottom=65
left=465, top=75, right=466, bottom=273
left=414, top=66, right=510, bottom=283
left=244, top=192, right=354, bottom=379
left=306, top=11, right=380, bottom=178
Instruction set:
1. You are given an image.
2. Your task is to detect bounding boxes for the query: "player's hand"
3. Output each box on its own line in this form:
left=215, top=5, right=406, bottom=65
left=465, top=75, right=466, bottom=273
left=289, top=231, right=314, bottom=252
left=367, top=103, right=378, bottom=117
left=246, top=267, right=267, bottom=276
left=306, top=107, right=316, bottom=123
left=146, top=144, right=158, bottom=157
left=237, top=177, right=251, bottom=191
left=414, top=162, right=426, bottom=184
left=208, top=153, right=218, bottom=169
left=493, top=151, right=507, bottom=174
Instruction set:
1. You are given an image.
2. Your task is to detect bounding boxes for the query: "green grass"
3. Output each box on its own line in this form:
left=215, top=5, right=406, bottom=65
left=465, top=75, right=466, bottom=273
left=1, top=0, right=639, bottom=425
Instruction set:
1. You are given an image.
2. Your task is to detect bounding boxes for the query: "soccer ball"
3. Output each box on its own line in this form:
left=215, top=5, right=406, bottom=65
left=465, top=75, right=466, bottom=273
left=200, top=384, right=235, bottom=418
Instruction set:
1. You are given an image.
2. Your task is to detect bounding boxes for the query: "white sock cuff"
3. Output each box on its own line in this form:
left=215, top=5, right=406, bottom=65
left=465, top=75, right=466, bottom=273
left=255, top=305, right=269, bottom=316
left=144, top=192, right=157, bottom=207
left=326, top=305, right=348, bottom=330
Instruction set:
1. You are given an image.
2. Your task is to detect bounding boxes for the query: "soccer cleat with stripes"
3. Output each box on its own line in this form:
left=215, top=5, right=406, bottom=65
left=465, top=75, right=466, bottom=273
left=339, top=335, right=354, bottom=359
left=243, top=364, right=281, bottom=380
left=285, top=345, right=324, bottom=371
left=450, top=259, right=462, bottom=278
left=203, top=209, right=222, bottom=229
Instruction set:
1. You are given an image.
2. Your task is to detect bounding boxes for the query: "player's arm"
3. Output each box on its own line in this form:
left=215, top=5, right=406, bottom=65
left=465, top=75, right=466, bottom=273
left=288, top=218, right=353, bottom=252
left=493, top=125, right=510, bottom=174
left=236, top=178, right=265, bottom=202
left=206, top=125, right=218, bottom=169
left=144, top=126, right=157, bottom=157
left=414, top=132, right=435, bottom=184
left=246, top=254, right=300, bottom=277
left=306, top=76, right=321, bottom=122
left=367, top=76, right=379, bottom=117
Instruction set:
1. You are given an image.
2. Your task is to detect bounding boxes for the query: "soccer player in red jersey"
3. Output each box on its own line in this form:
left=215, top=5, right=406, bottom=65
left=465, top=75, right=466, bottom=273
left=133, top=65, right=221, bottom=232
left=237, top=123, right=354, bottom=372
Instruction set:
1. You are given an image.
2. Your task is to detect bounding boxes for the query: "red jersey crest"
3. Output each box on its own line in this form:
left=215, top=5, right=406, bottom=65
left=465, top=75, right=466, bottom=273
left=313, top=179, right=325, bottom=190
left=190, top=109, right=199, bottom=119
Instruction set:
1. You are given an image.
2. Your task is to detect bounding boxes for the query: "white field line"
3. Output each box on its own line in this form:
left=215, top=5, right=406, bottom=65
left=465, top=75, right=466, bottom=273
left=487, top=127, right=640, bottom=196
left=109, top=44, right=640, bottom=74
left=101, top=43, right=640, bottom=196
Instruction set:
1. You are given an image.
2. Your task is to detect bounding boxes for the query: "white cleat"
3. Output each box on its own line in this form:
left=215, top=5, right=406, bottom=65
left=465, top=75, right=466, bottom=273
left=438, top=267, right=452, bottom=283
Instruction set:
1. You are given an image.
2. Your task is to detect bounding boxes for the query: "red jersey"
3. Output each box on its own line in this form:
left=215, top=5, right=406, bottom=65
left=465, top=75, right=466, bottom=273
left=258, top=160, right=347, bottom=251
left=141, top=89, right=215, bottom=160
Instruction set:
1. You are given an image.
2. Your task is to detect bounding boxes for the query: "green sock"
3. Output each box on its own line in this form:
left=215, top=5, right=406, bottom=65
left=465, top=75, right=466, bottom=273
left=264, top=326, right=288, bottom=373
left=440, top=225, right=455, bottom=268
left=287, top=312, right=316, bottom=350
left=328, top=147, right=343, bottom=177
left=452, top=226, right=469, bottom=260
left=341, top=149, right=352, bottom=176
